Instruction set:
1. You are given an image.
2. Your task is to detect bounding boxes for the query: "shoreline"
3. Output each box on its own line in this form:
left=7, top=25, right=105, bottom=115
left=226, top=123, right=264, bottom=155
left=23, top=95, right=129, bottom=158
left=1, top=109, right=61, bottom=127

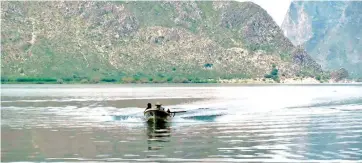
left=1, top=77, right=361, bottom=85
left=217, top=77, right=360, bottom=84
left=1, top=80, right=361, bottom=85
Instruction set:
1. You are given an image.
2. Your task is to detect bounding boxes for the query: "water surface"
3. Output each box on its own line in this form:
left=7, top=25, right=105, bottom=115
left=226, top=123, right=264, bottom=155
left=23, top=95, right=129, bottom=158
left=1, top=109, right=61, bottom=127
left=2, top=84, right=362, bottom=162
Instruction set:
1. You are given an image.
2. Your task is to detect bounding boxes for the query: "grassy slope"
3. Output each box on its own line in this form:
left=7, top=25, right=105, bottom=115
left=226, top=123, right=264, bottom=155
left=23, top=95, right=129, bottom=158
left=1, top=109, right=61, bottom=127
left=1, top=1, right=323, bottom=83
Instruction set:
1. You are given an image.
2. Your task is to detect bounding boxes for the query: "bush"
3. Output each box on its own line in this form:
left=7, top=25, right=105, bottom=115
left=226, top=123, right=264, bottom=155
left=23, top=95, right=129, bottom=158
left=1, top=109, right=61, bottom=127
left=204, top=63, right=213, bottom=68
left=43, top=78, right=57, bottom=82
left=148, top=77, right=153, bottom=82
left=72, top=74, right=79, bottom=79
left=189, top=77, right=203, bottom=83
left=264, top=64, right=280, bottom=82
left=264, top=74, right=273, bottom=78
left=271, top=68, right=278, bottom=76
left=157, top=73, right=166, bottom=78
left=15, top=77, right=56, bottom=83
left=62, top=77, right=73, bottom=82
left=167, top=77, right=173, bottom=82
left=133, top=74, right=141, bottom=81
left=101, top=78, right=117, bottom=82
left=1, top=77, right=9, bottom=82
left=187, top=76, right=194, bottom=82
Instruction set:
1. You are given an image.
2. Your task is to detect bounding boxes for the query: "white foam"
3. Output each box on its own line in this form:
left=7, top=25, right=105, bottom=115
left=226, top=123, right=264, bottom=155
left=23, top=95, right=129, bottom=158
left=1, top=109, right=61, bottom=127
left=2, top=85, right=362, bottom=129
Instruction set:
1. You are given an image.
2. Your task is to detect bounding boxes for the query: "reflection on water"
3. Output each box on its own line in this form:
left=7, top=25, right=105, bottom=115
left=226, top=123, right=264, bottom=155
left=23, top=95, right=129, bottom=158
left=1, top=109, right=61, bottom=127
left=2, top=84, right=362, bottom=162
left=146, top=121, right=171, bottom=151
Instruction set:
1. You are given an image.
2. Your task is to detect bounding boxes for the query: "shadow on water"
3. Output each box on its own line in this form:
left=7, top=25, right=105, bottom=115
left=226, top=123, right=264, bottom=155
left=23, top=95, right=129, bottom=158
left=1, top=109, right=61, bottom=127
left=146, top=121, right=171, bottom=151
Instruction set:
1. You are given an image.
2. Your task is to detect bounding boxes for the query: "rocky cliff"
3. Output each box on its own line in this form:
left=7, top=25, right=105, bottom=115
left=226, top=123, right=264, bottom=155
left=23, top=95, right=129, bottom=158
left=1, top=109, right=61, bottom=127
left=1, top=1, right=322, bottom=83
left=282, top=1, right=362, bottom=78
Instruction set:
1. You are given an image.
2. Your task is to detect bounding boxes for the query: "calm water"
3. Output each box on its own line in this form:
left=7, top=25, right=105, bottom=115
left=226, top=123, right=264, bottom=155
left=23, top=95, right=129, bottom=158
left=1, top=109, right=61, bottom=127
left=1, top=84, right=362, bottom=162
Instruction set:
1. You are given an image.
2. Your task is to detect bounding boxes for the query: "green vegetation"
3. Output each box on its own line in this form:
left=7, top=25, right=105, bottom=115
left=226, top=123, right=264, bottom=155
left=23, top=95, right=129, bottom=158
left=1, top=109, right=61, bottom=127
left=1, top=77, right=57, bottom=84
left=314, top=72, right=330, bottom=83
left=1, top=1, right=324, bottom=84
left=1, top=73, right=220, bottom=84
left=204, top=63, right=213, bottom=68
left=264, top=64, right=280, bottom=82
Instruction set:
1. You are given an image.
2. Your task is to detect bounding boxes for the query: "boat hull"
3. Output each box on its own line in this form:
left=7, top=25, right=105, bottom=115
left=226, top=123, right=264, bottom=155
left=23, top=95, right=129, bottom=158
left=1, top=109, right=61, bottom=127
left=144, top=109, right=171, bottom=123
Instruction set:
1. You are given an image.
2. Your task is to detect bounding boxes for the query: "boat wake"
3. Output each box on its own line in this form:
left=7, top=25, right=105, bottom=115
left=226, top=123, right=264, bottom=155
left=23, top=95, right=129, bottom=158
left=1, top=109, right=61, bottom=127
left=2, top=85, right=362, bottom=129
left=101, top=97, right=362, bottom=128
left=107, top=107, right=227, bottom=125
left=2, top=85, right=362, bottom=161
left=2, top=95, right=362, bottom=129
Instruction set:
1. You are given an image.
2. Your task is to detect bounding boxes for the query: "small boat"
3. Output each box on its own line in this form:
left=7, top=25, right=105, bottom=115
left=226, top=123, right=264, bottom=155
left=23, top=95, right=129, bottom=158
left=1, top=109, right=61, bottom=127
left=144, top=109, right=172, bottom=123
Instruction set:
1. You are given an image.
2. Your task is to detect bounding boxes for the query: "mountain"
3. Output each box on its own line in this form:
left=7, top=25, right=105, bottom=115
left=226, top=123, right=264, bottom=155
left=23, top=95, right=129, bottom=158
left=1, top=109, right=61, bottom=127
left=281, top=1, right=362, bottom=78
left=1, top=1, right=322, bottom=83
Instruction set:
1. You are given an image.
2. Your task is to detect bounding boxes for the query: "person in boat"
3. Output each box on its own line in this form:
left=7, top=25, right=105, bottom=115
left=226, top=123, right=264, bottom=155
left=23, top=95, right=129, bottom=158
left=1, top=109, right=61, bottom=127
left=155, top=102, right=165, bottom=111
left=145, top=103, right=152, bottom=111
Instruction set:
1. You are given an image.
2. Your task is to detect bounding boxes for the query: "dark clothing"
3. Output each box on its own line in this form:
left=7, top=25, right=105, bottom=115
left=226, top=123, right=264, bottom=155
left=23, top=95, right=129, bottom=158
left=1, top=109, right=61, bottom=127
left=145, top=103, right=152, bottom=111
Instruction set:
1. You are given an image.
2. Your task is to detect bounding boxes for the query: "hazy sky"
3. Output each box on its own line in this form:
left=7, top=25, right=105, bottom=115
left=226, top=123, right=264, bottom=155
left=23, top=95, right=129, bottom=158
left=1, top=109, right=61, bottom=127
left=238, top=0, right=292, bottom=26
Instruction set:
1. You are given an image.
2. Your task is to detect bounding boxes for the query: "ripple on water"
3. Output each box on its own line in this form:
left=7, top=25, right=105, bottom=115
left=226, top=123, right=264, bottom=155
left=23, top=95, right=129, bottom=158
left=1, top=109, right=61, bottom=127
left=2, top=85, right=362, bottom=162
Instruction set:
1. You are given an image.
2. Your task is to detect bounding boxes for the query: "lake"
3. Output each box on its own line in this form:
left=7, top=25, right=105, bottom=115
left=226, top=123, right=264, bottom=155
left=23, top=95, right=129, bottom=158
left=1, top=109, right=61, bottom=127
left=1, top=84, right=362, bottom=162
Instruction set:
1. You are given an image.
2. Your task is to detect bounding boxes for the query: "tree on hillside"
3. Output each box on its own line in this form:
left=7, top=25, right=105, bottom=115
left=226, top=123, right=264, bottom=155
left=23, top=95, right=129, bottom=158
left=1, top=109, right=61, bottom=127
left=331, top=68, right=349, bottom=81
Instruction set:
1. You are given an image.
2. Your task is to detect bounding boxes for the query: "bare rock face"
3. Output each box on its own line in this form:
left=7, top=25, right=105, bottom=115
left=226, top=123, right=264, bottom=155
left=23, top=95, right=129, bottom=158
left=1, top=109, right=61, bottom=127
left=282, top=1, right=362, bottom=78
left=1, top=1, right=323, bottom=80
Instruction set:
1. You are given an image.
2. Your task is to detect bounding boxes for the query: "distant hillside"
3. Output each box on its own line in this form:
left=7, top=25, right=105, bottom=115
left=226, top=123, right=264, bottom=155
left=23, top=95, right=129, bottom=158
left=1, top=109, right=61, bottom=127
left=1, top=1, right=322, bottom=83
left=282, top=1, right=362, bottom=78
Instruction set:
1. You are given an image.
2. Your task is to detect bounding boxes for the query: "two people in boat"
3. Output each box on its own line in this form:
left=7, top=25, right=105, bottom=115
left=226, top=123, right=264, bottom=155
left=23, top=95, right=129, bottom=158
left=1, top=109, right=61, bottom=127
left=145, top=102, right=171, bottom=113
